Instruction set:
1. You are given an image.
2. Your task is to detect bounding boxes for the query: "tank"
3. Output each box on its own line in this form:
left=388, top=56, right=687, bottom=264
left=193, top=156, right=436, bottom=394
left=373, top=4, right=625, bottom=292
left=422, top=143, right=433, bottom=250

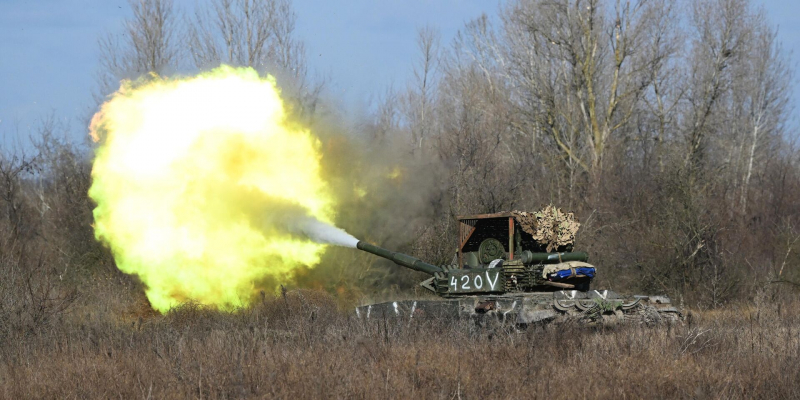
left=354, top=211, right=682, bottom=326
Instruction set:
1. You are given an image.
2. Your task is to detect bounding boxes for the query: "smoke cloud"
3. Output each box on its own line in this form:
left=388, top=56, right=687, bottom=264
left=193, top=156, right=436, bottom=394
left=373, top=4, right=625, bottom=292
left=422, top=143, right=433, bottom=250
left=293, top=217, right=359, bottom=248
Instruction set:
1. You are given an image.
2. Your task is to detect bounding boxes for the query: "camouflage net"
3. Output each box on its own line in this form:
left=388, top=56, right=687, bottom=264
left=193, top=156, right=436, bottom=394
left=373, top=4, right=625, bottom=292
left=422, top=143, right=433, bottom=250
left=512, top=206, right=580, bottom=252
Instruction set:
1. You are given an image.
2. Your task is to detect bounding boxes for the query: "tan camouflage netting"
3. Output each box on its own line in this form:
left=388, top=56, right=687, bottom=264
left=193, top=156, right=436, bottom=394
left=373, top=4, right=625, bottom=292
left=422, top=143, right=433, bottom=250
left=511, top=206, right=580, bottom=252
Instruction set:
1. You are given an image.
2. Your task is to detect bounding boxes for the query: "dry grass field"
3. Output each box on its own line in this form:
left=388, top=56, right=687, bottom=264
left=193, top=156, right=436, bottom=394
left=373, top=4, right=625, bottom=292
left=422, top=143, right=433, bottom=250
left=2, top=283, right=799, bottom=399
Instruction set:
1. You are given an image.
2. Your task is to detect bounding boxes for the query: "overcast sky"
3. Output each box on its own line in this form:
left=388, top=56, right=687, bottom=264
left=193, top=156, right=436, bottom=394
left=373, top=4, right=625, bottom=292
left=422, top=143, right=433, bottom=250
left=1, top=0, right=798, bottom=144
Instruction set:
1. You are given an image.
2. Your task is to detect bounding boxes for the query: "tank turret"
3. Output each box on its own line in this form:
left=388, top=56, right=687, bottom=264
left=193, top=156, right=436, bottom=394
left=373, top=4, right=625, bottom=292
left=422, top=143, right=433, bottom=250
left=356, top=239, right=594, bottom=296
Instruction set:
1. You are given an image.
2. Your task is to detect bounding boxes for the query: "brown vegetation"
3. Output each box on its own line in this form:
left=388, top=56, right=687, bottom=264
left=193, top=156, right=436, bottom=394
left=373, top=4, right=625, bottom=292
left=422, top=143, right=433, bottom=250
left=2, top=289, right=800, bottom=399
left=2, top=0, right=800, bottom=397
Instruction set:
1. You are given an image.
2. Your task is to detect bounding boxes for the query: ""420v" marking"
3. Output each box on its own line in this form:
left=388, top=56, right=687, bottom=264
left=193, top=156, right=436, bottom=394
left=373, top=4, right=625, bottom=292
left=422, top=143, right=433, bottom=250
left=449, top=270, right=501, bottom=292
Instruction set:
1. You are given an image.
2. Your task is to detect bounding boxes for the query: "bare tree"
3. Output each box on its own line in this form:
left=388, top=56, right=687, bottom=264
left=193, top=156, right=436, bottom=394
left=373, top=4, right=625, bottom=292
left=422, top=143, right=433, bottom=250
left=187, top=0, right=322, bottom=120
left=190, top=0, right=275, bottom=68
left=402, top=27, right=441, bottom=156
left=187, top=0, right=309, bottom=76
left=369, top=88, right=401, bottom=145
left=96, top=0, right=179, bottom=100
left=504, top=0, right=656, bottom=178
left=734, top=17, right=791, bottom=213
left=682, top=0, right=751, bottom=179
left=640, top=0, right=684, bottom=172
left=434, top=15, right=529, bottom=214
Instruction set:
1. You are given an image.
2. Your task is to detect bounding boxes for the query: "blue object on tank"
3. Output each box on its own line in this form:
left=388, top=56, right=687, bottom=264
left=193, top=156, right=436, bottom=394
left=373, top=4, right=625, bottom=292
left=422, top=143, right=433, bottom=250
left=549, top=267, right=595, bottom=280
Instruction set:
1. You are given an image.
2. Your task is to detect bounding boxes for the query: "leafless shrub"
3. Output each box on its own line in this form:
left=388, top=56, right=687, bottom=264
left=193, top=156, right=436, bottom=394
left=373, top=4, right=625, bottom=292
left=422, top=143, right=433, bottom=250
left=0, top=248, right=78, bottom=341
left=0, top=140, right=80, bottom=343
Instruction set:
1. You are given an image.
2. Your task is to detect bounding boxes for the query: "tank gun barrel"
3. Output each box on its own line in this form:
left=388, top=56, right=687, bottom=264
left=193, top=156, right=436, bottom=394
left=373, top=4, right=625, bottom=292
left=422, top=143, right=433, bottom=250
left=357, top=241, right=443, bottom=275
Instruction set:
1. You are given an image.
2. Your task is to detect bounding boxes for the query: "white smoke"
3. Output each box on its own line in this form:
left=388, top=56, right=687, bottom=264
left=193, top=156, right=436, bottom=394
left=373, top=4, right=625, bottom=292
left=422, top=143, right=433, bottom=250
left=294, top=217, right=359, bottom=248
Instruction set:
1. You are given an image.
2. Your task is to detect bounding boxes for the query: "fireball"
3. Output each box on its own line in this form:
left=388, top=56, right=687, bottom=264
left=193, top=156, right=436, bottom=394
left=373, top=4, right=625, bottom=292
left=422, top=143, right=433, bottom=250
left=89, top=66, right=335, bottom=312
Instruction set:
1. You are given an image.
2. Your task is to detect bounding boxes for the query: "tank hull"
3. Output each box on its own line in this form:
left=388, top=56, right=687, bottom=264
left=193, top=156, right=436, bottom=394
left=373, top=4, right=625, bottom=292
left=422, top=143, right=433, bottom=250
left=355, top=290, right=682, bottom=326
